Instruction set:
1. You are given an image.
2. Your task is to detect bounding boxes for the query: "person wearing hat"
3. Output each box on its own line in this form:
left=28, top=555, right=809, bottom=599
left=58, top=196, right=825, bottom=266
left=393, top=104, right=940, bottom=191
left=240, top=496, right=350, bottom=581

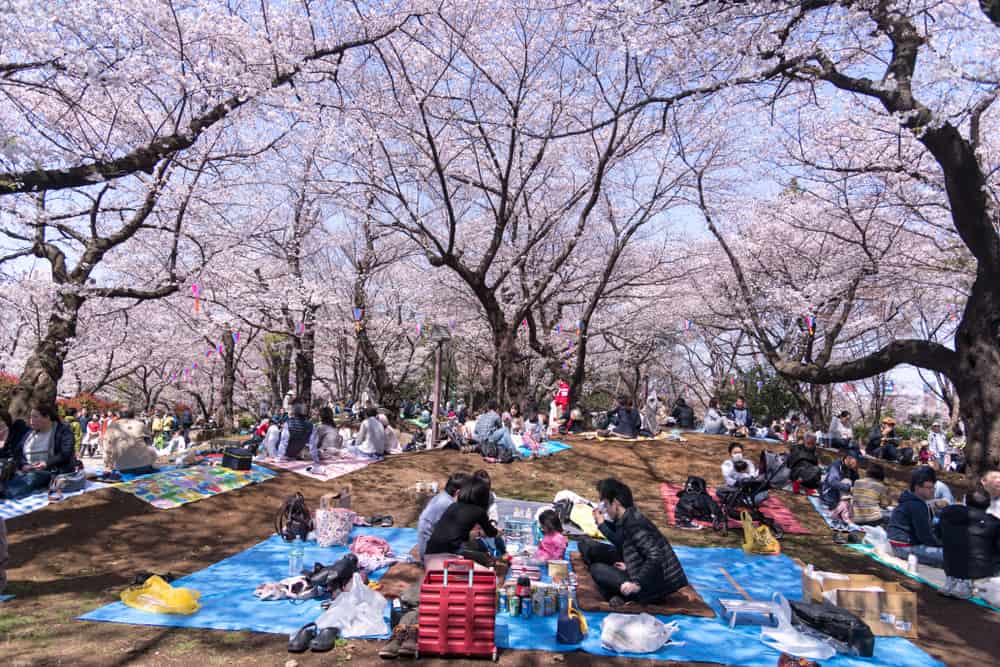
left=927, top=422, right=949, bottom=469
left=866, top=417, right=899, bottom=461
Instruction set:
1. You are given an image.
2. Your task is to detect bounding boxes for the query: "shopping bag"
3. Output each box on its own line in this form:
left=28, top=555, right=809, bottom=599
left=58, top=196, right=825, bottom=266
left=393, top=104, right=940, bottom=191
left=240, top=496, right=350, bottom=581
left=315, top=493, right=356, bottom=547
left=741, top=511, right=780, bottom=555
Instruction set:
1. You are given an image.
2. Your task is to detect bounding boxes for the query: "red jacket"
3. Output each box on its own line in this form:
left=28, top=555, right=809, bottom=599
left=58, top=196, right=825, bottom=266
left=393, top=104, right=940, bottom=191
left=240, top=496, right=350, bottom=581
left=554, top=382, right=570, bottom=409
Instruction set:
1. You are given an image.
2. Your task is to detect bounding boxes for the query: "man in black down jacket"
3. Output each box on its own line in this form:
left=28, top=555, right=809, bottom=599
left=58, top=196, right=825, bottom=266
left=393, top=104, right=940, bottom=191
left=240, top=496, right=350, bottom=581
left=787, top=433, right=822, bottom=491
left=1, top=401, right=78, bottom=499
left=935, top=488, right=1000, bottom=599
left=580, top=478, right=688, bottom=605
left=604, top=397, right=642, bottom=439
left=671, top=398, right=695, bottom=429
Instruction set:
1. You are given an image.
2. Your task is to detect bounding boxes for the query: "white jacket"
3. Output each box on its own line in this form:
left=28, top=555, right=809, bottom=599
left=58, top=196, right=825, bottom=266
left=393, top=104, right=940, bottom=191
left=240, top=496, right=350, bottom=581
left=927, top=431, right=948, bottom=456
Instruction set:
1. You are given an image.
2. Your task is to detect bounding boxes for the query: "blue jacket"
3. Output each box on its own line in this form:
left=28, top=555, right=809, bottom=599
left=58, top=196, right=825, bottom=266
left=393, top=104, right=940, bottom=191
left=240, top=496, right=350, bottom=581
left=820, top=459, right=857, bottom=508
left=888, top=490, right=941, bottom=547
left=728, top=407, right=753, bottom=429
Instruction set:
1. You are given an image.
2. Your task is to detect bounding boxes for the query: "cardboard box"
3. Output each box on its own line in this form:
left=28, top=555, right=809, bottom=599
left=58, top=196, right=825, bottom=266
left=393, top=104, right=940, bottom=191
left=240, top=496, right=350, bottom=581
left=795, top=560, right=918, bottom=638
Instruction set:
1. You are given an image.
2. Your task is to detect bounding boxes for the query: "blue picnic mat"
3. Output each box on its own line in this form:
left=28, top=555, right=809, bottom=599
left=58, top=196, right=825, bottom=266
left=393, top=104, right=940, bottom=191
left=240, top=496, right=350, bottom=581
left=0, top=594, right=14, bottom=602
left=806, top=494, right=864, bottom=532
left=79, top=527, right=418, bottom=637
left=0, top=480, right=109, bottom=520
left=497, top=541, right=941, bottom=667
left=516, top=440, right=572, bottom=459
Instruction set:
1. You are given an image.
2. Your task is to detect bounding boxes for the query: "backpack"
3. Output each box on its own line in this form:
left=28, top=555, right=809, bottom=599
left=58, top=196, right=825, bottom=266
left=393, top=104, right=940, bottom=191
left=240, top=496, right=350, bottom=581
left=760, top=451, right=791, bottom=487
left=897, top=446, right=915, bottom=465
left=478, top=439, right=514, bottom=464
left=789, top=599, right=875, bottom=657
left=275, top=492, right=314, bottom=542
left=675, top=476, right=722, bottom=524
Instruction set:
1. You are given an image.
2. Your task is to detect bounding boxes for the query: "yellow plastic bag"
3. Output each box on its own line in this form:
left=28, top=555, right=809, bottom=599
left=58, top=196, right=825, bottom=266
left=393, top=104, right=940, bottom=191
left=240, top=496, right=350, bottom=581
left=741, top=511, right=780, bottom=555
left=121, top=575, right=201, bottom=615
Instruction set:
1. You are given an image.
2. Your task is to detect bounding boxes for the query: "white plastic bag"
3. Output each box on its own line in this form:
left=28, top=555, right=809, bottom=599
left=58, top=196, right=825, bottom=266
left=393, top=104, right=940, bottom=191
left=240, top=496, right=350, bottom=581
left=861, top=525, right=888, bottom=549
left=759, top=593, right=836, bottom=660
left=315, top=573, right=388, bottom=637
left=975, top=577, right=1000, bottom=606
left=600, top=613, right=681, bottom=654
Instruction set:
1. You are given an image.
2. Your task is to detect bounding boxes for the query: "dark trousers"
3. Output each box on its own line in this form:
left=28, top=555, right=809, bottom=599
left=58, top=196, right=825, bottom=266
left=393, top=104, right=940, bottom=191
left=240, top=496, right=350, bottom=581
left=457, top=540, right=493, bottom=568
left=3, top=470, right=52, bottom=500
left=579, top=538, right=629, bottom=601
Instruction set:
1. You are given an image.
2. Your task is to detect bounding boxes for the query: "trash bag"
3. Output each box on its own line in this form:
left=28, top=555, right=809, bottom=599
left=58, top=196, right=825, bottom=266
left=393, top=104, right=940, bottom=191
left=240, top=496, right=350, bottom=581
left=760, top=593, right=836, bottom=660
left=600, top=613, right=681, bottom=654
left=121, top=575, right=201, bottom=615
left=315, top=572, right=388, bottom=637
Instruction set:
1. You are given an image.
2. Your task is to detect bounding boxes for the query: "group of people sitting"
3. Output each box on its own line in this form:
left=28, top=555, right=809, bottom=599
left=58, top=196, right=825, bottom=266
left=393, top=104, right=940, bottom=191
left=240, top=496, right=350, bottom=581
left=415, top=471, right=689, bottom=607
left=250, top=400, right=404, bottom=463
left=812, top=445, right=1000, bottom=599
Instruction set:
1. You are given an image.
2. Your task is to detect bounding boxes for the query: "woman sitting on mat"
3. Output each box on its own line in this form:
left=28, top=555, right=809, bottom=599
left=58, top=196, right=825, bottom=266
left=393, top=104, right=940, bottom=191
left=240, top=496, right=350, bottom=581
left=424, top=476, right=500, bottom=568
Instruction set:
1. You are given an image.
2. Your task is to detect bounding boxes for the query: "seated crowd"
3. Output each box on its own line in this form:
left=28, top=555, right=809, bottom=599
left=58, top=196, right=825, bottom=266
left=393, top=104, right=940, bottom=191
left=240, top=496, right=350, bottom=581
left=415, top=469, right=689, bottom=608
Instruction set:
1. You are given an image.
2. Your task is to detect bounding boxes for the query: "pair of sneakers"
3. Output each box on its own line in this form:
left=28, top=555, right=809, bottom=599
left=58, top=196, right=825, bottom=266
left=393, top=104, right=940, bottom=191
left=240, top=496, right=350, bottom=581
left=941, top=576, right=974, bottom=600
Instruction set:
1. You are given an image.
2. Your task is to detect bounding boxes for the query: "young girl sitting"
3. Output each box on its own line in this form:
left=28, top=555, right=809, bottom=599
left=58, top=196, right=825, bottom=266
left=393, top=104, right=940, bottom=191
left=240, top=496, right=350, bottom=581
left=522, top=414, right=547, bottom=458
left=534, top=509, right=568, bottom=561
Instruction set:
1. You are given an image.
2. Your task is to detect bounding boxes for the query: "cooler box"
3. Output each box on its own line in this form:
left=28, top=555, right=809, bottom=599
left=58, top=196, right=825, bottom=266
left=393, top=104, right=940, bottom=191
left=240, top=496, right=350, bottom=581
left=221, top=447, right=252, bottom=471
left=418, top=559, right=497, bottom=660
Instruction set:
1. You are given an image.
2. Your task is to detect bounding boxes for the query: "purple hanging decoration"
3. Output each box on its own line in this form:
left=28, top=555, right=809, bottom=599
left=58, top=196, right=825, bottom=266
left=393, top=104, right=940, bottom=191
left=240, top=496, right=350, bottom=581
left=232, top=331, right=240, bottom=344
left=217, top=343, right=224, bottom=354
left=352, top=307, right=363, bottom=321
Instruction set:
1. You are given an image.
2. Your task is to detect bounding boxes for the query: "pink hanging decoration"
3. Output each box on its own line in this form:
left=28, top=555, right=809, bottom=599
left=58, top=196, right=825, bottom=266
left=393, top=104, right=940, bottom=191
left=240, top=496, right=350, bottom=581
left=191, top=284, right=201, bottom=315
left=217, top=343, right=224, bottom=354
left=232, top=331, right=240, bottom=344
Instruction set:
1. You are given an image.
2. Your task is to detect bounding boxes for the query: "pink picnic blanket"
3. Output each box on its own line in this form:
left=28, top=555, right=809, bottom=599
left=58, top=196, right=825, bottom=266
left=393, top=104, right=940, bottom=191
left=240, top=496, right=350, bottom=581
left=261, top=456, right=374, bottom=482
left=660, top=482, right=810, bottom=534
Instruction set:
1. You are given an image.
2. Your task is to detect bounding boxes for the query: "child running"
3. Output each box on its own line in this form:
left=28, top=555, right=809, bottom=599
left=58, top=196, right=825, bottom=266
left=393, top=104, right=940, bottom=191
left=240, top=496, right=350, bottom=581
left=534, top=509, right=568, bottom=561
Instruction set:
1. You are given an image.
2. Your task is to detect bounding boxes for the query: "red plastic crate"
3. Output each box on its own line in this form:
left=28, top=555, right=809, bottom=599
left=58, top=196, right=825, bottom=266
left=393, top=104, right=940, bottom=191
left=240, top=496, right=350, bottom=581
left=418, top=559, right=497, bottom=660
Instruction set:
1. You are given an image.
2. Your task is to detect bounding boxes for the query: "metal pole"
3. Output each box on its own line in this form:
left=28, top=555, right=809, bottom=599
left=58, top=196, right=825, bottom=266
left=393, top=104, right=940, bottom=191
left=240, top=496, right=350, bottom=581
left=430, top=342, right=442, bottom=450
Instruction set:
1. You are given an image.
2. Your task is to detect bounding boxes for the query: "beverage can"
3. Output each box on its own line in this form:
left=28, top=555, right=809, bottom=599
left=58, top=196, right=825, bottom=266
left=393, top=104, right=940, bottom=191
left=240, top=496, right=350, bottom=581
left=497, top=587, right=507, bottom=614
left=508, top=593, right=520, bottom=617
left=557, top=585, right=569, bottom=613
left=532, top=587, right=544, bottom=614
left=521, top=595, right=533, bottom=619
left=543, top=589, right=556, bottom=616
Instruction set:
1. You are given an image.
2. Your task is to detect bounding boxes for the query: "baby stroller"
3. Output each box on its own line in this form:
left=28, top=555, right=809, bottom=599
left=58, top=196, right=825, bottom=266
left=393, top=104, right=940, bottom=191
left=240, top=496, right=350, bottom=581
left=715, top=463, right=786, bottom=540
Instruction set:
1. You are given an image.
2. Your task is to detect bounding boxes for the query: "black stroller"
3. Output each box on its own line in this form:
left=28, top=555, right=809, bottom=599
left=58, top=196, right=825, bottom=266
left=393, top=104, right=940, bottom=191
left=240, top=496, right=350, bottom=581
left=714, top=462, right=786, bottom=540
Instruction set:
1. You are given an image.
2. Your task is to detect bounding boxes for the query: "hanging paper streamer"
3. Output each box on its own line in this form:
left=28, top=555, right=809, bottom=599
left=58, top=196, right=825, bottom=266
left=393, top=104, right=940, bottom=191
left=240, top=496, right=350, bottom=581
left=756, top=380, right=764, bottom=391
left=947, top=304, right=958, bottom=321
left=730, top=377, right=736, bottom=387
left=232, top=331, right=240, bottom=345
left=448, top=317, right=456, bottom=331
left=683, top=319, right=693, bottom=331
left=193, top=362, right=198, bottom=371
left=415, top=322, right=422, bottom=337
left=843, top=383, right=855, bottom=393
left=217, top=343, right=224, bottom=355
left=576, top=320, right=582, bottom=337
left=205, top=349, right=213, bottom=358
left=804, top=314, right=815, bottom=336
left=522, top=318, right=528, bottom=328
left=884, top=379, right=895, bottom=395
left=295, top=322, right=304, bottom=335
left=554, top=323, right=562, bottom=334
left=191, top=284, right=201, bottom=315
left=352, top=307, right=363, bottom=321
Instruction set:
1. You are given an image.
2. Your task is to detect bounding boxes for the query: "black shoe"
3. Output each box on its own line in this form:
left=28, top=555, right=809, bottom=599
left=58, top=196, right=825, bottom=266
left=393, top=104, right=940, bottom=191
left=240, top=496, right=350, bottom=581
left=675, top=519, right=701, bottom=530
left=288, top=623, right=317, bottom=653
left=310, top=626, right=340, bottom=652
left=608, top=595, right=626, bottom=608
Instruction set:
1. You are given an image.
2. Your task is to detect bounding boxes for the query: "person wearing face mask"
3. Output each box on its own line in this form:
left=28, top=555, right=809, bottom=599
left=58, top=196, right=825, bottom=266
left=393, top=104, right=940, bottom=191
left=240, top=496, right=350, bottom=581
left=721, top=442, right=757, bottom=487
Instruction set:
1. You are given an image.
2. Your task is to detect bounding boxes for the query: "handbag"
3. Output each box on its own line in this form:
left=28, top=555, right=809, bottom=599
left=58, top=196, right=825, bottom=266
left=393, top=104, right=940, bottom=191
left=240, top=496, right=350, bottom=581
left=315, top=493, right=356, bottom=547
left=221, top=446, right=252, bottom=471
left=741, top=511, right=780, bottom=555
left=275, top=492, right=313, bottom=542
left=556, top=598, right=588, bottom=644
left=48, top=469, right=86, bottom=501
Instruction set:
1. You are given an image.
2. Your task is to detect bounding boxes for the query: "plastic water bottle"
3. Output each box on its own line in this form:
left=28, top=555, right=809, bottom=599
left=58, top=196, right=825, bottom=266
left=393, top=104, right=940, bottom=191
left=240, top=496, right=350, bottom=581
left=288, top=537, right=305, bottom=576
left=906, top=554, right=918, bottom=574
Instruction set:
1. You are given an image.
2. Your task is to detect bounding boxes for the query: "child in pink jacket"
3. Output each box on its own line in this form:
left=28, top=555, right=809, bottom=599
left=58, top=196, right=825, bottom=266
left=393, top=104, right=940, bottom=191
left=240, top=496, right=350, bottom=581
left=534, top=509, right=568, bottom=561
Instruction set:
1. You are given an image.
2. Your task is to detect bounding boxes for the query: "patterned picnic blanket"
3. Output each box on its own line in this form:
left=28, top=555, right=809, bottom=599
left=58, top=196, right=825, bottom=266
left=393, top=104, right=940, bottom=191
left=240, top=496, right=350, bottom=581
left=114, top=464, right=275, bottom=509
left=0, top=480, right=109, bottom=520
left=260, top=455, right=375, bottom=482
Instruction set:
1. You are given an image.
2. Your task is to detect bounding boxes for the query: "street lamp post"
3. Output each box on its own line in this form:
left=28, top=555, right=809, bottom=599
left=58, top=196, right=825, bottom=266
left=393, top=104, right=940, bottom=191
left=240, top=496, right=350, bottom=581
left=427, top=324, right=452, bottom=450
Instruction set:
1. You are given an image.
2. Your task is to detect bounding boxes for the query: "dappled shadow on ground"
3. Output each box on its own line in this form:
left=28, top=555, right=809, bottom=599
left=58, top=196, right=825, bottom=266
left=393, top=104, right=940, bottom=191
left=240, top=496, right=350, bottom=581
left=2, top=434, right=995, bottom=666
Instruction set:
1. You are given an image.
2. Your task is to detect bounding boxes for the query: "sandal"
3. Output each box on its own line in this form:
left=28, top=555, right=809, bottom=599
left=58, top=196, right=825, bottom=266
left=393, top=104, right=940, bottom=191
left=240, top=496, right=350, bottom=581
left=288, top=623, right=317, bottom=653
left=368, top=514, right=394, bottom=527
left=310, top=626, right=340, bottom=652
left=281, top=576, right=317, bottom=600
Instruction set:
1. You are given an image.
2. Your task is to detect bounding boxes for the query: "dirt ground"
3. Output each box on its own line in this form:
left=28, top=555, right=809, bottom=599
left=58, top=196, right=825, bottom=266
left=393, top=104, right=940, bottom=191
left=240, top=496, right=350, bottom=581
left=2, top=433, right=995, bottom=666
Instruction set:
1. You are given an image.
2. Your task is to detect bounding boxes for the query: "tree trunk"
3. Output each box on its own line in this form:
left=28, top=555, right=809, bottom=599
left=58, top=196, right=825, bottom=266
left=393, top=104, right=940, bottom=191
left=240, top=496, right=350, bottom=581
left=9, top=293, right=83, bottom=420
left=952, top=271, right=1000, bottom=472
left=494, top=332, right=527, bottom=405
left=219, top=328, right=236, bottom=430
left=294, top=323, right=315, bottom=407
